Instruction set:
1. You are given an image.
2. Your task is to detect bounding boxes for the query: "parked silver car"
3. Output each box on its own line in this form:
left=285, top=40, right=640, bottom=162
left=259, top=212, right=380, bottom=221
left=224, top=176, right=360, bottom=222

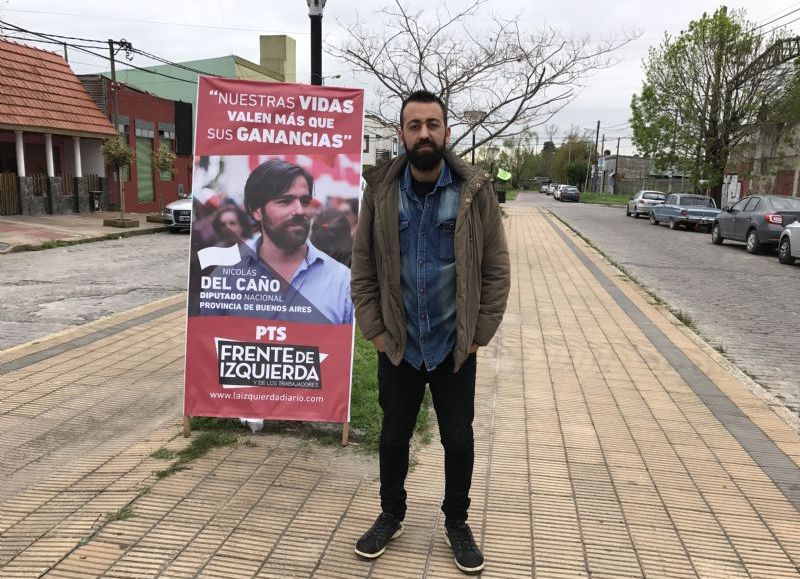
left=711, top=195, right=800, bottom=253
left=778, top=220, right=800, bottom=265
left=626, top=190, right=666, bottom=218
left=163, top=196, right=192, bottom=231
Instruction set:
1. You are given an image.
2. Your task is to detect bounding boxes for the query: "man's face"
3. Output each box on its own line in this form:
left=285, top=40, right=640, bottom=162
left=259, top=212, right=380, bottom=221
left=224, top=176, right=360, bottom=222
left=252, top=175, right=312, bottom=251
left=400, top=101, right=450, bottom=172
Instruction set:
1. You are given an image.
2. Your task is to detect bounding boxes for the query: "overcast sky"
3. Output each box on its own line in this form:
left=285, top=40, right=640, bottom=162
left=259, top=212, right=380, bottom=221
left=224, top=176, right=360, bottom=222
left=2, top=0, right=797, bottom=154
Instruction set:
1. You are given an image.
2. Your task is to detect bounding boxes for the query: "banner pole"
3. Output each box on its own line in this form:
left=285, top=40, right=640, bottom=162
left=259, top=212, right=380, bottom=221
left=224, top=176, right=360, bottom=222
left=341, top=422, right=350, bottom=446
left=183, top=416, right=191, bottom=438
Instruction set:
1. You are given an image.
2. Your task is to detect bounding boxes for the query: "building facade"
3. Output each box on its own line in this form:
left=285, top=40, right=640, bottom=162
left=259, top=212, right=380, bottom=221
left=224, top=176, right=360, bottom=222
left=0, top=40, right=116, bottom=216
left=362, top=115, right=399, bottom=168
left=80, top=76, right=194, bottom=214
left=599, top=154, right=689, bottom=196
left=726, top=122, right=800, bottom=202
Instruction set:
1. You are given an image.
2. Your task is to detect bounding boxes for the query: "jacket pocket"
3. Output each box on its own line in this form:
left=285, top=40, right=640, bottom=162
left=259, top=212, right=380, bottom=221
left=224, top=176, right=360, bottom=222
left=437, top=218, right=456, bottom=261
left=399, top=217, right=410, bottom=256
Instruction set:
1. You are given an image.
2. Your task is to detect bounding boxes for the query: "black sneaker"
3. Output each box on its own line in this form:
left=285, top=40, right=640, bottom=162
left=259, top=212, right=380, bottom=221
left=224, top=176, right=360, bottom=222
left=444, top=521, right=485, bottom=573
left=354, top=513, right=404, bottom=559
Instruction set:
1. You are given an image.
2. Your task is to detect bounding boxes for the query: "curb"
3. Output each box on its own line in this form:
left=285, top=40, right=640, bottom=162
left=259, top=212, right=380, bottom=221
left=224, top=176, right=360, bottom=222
left=0, top=224, right=172, bottom=254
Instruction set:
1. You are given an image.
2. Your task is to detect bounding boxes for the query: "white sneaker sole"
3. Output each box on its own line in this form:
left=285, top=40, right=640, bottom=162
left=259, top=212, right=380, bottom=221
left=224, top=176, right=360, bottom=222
left=354, top=524, right=404, bottom=559
left=444, top=533, right=485, bottom=573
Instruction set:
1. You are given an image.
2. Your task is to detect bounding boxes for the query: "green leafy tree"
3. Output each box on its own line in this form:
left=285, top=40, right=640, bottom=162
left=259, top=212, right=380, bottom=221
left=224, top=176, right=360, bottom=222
left=565, top=162, right=588, bottom=187
left=630, top=7, right=793, bottom=205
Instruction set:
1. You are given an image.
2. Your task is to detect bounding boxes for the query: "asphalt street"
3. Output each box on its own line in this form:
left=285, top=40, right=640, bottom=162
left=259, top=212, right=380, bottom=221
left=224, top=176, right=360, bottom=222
left=517, top=191, right=799, bottom=417
left=0, top=232, right=190, bottom=350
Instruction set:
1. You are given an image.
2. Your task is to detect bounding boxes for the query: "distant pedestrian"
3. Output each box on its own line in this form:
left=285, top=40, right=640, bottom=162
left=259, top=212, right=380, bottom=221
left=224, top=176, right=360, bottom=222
left=351, top=90, right=510, bottom=574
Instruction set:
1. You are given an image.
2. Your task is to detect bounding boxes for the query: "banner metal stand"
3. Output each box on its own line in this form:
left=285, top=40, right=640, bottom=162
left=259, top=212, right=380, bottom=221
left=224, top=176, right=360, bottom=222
left=341, top=421, right=350, bottom=446
left=183, top=416, right=191, bottom=438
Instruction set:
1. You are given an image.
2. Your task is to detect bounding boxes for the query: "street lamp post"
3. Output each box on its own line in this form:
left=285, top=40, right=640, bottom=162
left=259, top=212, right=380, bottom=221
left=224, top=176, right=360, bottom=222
left=464, top=110, right=484, bottom=165
left=321, top=73, right=341, bottom=85
left=306, top=0, right=326, bottom=85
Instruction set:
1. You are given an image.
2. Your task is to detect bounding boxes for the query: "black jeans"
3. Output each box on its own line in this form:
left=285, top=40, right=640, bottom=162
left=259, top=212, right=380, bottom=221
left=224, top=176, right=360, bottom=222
left=377, top=351, right=477, bottom=524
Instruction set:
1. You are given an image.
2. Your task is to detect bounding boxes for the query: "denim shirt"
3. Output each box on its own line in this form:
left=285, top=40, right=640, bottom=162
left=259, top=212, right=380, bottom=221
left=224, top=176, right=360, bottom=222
left=398, top=161, right=461, bottom=370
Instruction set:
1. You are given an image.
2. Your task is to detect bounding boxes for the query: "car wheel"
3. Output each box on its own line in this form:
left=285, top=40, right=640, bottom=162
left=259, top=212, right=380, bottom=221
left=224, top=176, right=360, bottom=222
left=669, top=219, right=679, bottom=230
left=778, top=237, right=796, bottom=265
left=649, top=212, right=659, bottom=225
left=711, top=223, right=723, bottom=245
left=633, top=210, right=639, bottom=218
left=746, top=228, right=762, bottom=254
left=625, top=207, right=631, bottom=217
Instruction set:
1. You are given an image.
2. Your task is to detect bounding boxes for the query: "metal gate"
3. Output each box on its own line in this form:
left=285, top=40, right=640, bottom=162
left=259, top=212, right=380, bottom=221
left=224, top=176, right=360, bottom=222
left=0, top=172, right=19, bottom=215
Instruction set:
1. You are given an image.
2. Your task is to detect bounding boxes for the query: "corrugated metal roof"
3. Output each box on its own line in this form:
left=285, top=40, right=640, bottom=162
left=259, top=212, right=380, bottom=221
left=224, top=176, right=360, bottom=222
left=0, top=40, right=116, bottom=137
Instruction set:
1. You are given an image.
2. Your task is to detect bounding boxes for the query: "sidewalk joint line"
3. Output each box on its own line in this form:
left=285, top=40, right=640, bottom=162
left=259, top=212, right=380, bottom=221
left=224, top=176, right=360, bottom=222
left=0, top=302, right=184, bottom=376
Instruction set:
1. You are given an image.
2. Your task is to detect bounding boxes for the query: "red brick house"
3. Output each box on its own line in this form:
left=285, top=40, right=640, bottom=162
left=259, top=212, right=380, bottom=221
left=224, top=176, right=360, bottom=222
left=79, top=75, right=193, bottom=213
left=0, top=39, right=116, bottom=216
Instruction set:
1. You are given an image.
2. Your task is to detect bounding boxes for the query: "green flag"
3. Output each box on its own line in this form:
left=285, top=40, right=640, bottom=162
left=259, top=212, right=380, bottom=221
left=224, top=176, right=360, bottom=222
left=496, top=167, right=512, bottom=181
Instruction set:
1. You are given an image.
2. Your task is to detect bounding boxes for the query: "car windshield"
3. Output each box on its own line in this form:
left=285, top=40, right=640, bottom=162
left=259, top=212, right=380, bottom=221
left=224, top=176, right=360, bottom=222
left=769, top=197, right=800, bottom=211
left=643, top=192, right=665, bottom=200
left=683, top=197, right=715, bottom=207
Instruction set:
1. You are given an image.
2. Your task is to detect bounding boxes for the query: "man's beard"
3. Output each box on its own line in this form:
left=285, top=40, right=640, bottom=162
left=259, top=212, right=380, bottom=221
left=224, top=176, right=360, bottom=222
left=406, top=138, right=446, bottom=171
left=262, top=215, right=310, bottom=251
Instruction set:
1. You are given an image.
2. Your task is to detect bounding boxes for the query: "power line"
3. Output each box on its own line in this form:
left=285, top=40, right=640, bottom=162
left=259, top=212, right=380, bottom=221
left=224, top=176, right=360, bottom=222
left=0, top=33, right=103, bottom=50
left=0, top=19, right=209, bottom=85
left=752, top=6, right=800, bottom=31
left=0, top=7, right=349, bottom=38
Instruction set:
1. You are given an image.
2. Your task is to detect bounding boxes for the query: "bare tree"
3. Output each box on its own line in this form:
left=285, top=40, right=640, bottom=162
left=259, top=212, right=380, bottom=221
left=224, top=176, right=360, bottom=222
left=331, top=0, right=637, bottom=157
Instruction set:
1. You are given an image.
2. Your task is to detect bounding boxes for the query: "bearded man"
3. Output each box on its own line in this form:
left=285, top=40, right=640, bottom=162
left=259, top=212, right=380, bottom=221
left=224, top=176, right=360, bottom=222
left=351, top=90, right=510, bottom=573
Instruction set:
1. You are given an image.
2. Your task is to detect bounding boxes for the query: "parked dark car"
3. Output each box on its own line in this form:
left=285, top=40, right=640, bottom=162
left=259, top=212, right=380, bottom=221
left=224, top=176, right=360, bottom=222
left=559, top=186, right=580, bottom=202
left=711, top=195, right=800, bottom=253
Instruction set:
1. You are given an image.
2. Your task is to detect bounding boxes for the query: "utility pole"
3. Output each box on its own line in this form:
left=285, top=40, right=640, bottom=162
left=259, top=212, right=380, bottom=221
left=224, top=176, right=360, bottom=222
left=614, top=137, right=620, bottom=195
left=600, top=134, right=605, bottom=194
left=108, top=39, right=124, bottom=221
left=63, top=43, right=68, bottom=62
left=583, top=120, right=600, bottom=193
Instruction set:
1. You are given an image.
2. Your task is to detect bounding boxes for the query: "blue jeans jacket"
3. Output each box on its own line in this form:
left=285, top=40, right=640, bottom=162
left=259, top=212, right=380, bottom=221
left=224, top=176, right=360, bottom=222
left=398, top=162, right=461, bottom=370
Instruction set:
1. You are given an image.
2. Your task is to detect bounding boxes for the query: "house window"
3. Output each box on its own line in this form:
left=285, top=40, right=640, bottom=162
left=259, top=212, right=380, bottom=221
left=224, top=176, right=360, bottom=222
left=158, top=128, right=175, bottom=182
left=363, top=135, right=370, bottom=153
left=118, top=121, right=131, bottom=182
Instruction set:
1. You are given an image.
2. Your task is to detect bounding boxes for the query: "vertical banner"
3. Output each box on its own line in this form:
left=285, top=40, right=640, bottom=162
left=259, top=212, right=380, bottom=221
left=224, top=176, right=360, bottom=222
left=184, top=77, right=364, bottom=423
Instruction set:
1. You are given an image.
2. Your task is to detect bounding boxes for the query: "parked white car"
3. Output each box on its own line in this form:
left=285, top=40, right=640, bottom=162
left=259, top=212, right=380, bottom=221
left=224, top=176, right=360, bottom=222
left=626, top=190, right=666, bottom=218
left=163, top=195, right=192, bottom=231
left=778, top=220, right=800, bottom=265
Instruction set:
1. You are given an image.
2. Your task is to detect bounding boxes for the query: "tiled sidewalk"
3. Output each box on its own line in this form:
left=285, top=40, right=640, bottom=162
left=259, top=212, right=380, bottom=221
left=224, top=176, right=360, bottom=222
left=1, top=207, right=798, bottom=578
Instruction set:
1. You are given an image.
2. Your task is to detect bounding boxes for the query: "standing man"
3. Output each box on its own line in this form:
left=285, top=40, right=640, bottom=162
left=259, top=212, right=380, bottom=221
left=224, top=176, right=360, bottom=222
left=351, top=90, right=510, bottom=573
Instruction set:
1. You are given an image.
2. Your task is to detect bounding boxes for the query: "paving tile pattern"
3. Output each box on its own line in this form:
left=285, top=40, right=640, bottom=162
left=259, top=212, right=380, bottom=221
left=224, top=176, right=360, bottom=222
left=541, top=194, right=800, bottom=418
left=1, top=209, right=798, bottom=578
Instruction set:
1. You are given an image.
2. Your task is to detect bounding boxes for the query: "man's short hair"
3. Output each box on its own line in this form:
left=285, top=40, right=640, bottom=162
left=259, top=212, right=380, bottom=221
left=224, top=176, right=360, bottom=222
left=400, top=90, right=448, bottom=127
left=244, top=159, right=314, bottom=214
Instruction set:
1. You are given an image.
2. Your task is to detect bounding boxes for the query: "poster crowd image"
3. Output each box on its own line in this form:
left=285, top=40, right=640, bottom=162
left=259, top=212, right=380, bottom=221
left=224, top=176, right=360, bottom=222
left=184, top=77, right=364, bottom=424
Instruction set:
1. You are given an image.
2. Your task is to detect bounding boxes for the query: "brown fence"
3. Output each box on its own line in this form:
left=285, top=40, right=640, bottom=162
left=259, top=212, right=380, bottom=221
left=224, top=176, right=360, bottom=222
left=0, top=172, right=19, bottom=215
left=87, top=173, right=101, bottom=192
left=62, top=175, right=74, bottom=195
left=31, top=173, right=47, bottom=196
